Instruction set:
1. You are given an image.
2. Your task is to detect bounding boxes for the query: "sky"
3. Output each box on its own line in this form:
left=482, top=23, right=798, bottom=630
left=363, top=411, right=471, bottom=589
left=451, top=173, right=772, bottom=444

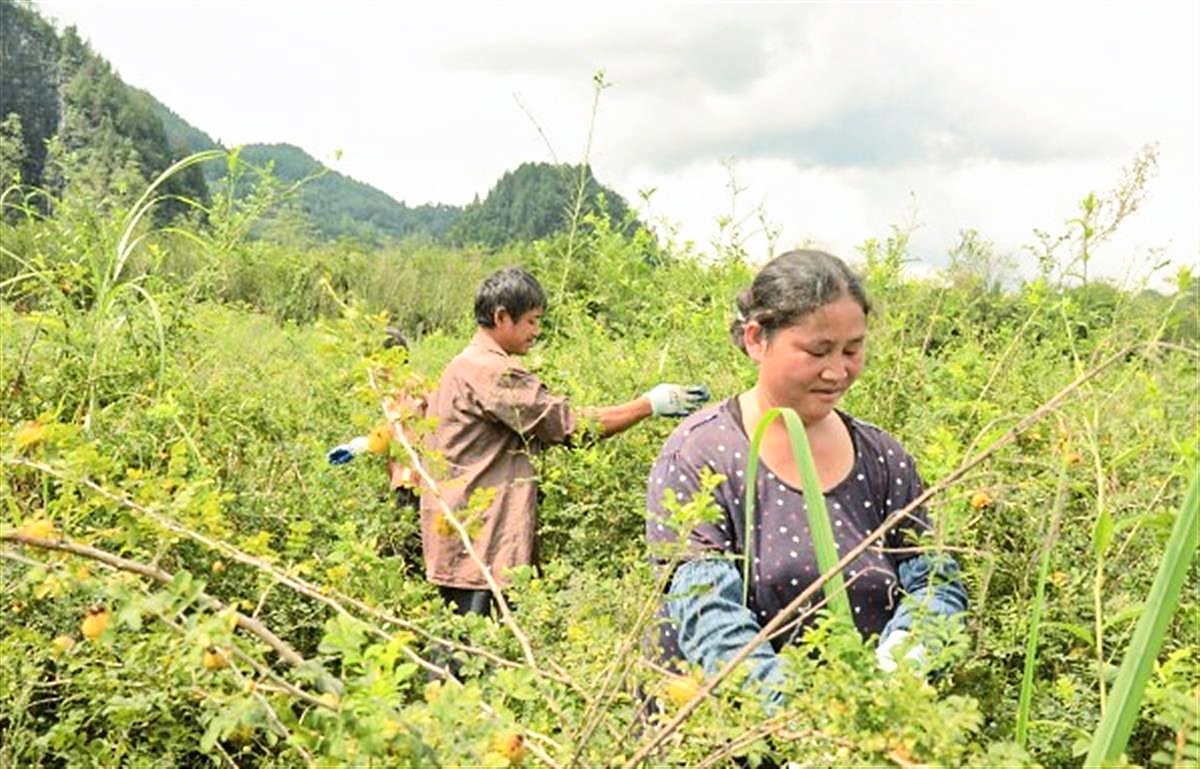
left=33, top=1, right=1200, bottom=288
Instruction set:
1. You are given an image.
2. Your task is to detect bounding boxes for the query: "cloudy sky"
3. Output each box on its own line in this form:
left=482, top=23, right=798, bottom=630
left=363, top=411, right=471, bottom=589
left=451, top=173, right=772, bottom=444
left=35, top=1, right=1200, bottom=286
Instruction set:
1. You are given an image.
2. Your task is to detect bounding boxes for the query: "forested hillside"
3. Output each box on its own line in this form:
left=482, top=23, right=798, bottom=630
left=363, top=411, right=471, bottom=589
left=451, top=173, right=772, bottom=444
left=450, top=161, right=643, bottom=247
left=1, top=1, right=639, bottom=248
left=0, top=0, right=207, bottom=221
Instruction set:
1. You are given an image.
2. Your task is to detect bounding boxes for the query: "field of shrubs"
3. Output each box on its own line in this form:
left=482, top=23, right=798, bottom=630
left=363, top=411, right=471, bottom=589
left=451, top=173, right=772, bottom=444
left=1, top=152, right=1197, bottom=767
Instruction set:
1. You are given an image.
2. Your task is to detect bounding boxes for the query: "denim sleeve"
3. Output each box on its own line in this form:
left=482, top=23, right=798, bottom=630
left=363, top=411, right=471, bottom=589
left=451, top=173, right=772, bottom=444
left=667, top=559, right=784, bottom=699
left=881, top=552, right=969, bottom=640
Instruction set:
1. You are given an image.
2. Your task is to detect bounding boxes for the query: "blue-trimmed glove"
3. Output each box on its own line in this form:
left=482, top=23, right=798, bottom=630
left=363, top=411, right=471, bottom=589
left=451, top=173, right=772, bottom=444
left=876, top=629, right=927, bottom=673
left=327, top=436, right=369, bottom=466
left=644, top=384, right=711, bottom=417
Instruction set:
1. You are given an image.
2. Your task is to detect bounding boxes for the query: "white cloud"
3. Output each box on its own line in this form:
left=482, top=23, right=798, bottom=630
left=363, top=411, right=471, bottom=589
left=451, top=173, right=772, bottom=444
left=30, top=1, right=1200, bottom=286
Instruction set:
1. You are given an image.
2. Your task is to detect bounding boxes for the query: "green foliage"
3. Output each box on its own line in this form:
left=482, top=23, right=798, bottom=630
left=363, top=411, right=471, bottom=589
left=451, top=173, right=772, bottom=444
left=0, top=0, right=60, bottom=189
left=1, top=140, right=1197, bottom=769
left=0, top=12, right=209, bottom=222
left=1085, top=467, right=1199, bottom=766
left=212, top=143, right=462, bottom=245
left=450, top=161, right=640, bottom=248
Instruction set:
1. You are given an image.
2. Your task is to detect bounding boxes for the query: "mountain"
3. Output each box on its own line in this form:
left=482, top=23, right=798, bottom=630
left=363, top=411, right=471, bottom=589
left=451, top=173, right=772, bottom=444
left=137, top=91, right=461, bottom=244
left=449, top=161, right=641, bottom=247
left=2, top=0, right=638, bottom=249
left=0, top=0, right=207, bottom=219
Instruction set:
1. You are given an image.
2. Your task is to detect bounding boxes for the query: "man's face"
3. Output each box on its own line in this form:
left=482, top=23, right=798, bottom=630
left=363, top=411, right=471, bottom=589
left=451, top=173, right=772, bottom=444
left=493, top=307, right=543, bottom=355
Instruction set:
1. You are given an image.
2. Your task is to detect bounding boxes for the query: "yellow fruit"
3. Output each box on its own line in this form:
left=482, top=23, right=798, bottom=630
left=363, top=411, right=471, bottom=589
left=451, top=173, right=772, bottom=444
left=81, top=605, right=110, bottom=640
left=15, top=421, right=48, bottom=449
left=969, top=491, right=992, bottom=509
left=433, top=511, right=455, bottom=538
left=211, top=560, right=226, bottom=573
left=1065, top=451, right=1082, bottom=466
left=490, top=730, right=526, bottom=764
left=19, top=518, right=56, bottom=539
left=366, top=422, right=392, bottom=454
left=662, top=675, right=701, bottom=707
left=52, top=635, right=76, bottom=653
left=202, top=645, right=230, bottom=671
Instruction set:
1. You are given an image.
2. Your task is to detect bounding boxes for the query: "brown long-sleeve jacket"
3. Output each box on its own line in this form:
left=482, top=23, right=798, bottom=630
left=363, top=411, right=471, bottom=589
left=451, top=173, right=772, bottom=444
left=418, top=330, right=576, bottom=588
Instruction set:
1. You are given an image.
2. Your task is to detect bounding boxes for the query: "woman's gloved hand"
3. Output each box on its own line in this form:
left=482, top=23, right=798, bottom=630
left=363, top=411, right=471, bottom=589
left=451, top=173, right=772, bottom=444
left=875, top=629, right=927, bottom=673
left=327, top=436, right=369, bottom=466
left=644, top=384, right=712, bottom=417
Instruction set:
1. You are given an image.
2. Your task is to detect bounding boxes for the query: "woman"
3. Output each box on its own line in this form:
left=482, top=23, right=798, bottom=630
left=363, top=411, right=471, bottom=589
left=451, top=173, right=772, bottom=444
left=646, top=250, right=967, bottom=698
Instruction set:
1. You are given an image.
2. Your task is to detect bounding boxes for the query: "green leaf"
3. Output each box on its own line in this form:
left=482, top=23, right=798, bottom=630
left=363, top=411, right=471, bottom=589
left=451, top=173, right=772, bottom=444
left=1085, top=466, right=1199, bottom=766
left=743, top=407, right=851, bottom=624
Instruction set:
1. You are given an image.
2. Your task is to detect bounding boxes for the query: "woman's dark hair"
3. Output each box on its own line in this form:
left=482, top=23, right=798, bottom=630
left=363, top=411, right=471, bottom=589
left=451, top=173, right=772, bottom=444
left=730, top=249, right=871, bottom=354
left=474, top=267, right=547, bottom=328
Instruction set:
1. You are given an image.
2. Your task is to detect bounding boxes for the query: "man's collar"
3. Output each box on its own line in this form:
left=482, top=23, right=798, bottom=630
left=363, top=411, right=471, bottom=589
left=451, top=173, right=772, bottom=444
left=469, top=328, right=508, bottom=357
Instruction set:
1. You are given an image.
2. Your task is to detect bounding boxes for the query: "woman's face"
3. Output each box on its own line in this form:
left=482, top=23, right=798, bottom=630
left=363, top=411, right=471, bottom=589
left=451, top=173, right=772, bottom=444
left=745, top=295, right=867, bottom=424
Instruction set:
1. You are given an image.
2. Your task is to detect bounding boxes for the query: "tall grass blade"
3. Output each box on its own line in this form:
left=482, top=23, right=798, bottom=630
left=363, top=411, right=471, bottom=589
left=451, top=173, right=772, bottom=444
left=743, top=407, right=852, bottom=623
left=1016, top=460, right=1071, bottom=746
left=1084, top=464, right=1199, bottom=767
left=113, top=149, right=224, bottom=286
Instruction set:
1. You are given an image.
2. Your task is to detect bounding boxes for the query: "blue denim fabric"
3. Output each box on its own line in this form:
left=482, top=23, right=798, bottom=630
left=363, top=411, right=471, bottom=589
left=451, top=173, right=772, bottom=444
left=667, top=553, right=968, bottom=698
left=880, top=553, right=969, bottom=639
left=666, top=559, right=785, bottom=698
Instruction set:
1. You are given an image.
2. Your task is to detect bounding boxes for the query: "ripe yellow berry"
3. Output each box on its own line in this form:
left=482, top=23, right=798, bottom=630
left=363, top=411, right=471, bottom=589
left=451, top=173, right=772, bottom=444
left=211, top=560, right=226, bottom=573
left=19, top=518, right=56, bottom=539
left=15, top=421, right=48, bottom=449
left=662, top=674, right=701, bottom=707
left=81, top=605, right=110, bottom=640
left=970, top=491, right=992, bottom=509
left=490, top=730, right=526, bottom=764
left=1065, top=451, right=1082, bottom=466
left=202, top=645, right=230, bottom=671
left=433, top=511, right=455, bottom=538
left=366, top=422, right=392, bottom=454
left=52, top=634, right=76, bottom=653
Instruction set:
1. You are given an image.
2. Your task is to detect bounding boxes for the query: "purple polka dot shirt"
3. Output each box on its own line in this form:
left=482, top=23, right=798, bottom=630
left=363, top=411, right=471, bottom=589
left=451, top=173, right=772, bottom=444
left=646, top=398, right=930, bottom=656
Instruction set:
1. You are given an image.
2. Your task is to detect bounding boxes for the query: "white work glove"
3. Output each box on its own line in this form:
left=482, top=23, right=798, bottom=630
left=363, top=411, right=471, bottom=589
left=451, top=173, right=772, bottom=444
left=875, top=630, right=927, bottom=673
left=644, top=384, right=711, bottom=417
left=327, top=436, right=369, bottom=466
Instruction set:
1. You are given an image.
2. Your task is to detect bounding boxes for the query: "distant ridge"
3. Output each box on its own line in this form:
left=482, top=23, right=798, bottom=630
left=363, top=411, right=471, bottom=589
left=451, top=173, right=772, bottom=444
left=2, top=0, right=636, bottom=248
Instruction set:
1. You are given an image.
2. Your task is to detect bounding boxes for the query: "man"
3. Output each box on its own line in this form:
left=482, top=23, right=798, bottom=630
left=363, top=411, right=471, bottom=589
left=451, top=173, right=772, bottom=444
left=422, top=266, right=708, bottom=616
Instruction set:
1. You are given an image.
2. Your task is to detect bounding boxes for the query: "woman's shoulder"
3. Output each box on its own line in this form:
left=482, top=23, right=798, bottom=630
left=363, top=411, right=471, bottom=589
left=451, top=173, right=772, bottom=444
left=655, top=398, right=742, bottom=466
left=842, top=412, right=915, bottom=462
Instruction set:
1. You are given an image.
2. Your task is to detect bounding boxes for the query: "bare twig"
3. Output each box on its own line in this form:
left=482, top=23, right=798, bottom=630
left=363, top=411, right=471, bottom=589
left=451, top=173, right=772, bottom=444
left=1, top=531, right=308, bottom=670
left=694, top=719, right=853, bottom=769
left=568, top=559, right=681, bottom=764
left=2, top=459, right=454, bottom=683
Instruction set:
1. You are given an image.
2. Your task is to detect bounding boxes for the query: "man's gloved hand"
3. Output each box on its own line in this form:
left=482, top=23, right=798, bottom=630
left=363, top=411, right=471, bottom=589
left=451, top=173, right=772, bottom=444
left=644, top=384, right=712, bottom=417
left=327, top=436, right=369, bottom=466
left=875, top=629, right=927, bottom=673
